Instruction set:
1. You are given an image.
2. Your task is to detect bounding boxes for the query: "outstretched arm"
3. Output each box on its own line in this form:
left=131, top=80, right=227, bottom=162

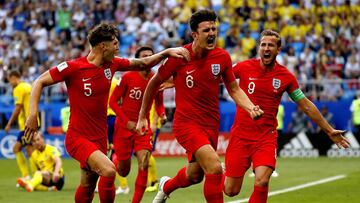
left=296, top=97, right=350, bottom=148
left=136, top=73, right=166, bottom=135
left=225, top=81, right=263, bottom=119
left=24, top=71, right=56, bottom=141
left=128, top=47, right=189, bottom=70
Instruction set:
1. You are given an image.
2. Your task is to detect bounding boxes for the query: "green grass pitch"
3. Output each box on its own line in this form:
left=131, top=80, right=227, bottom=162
left=0, top=157, right=359, bottom=203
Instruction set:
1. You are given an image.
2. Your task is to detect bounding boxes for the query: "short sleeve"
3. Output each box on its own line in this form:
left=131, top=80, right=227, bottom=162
left=49, top=146, right=61, bottom=158
left=157, top=57, right=181, bottom=80
left=221, top=53, right=236, bottom=84
left=112, top=56, right=130, bottom=71
left=232, top=62, right=241, bottom=79
left=13, top=86, right=24, bottom=105
left=49, top=61, right=75, bottom=82
left=286, top=73, right=300, bottom=94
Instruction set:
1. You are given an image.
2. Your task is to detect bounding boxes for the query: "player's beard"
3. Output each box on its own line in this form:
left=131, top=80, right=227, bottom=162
left=262, top=54, right=276, bottom=68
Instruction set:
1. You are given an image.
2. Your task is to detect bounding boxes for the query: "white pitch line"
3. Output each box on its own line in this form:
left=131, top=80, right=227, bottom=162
left=227, top=174, right=346, bottom=203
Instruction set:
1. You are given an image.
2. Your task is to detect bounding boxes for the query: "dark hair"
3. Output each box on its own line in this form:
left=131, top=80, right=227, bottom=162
left=260, top=30, right=282, bottom=47
left=189, top=9, right=217, bottom=32
left=87, top=23, right=119, bottom=47
left=135, top=46, right=154, bottom=58
left=8, top=70, right=21, bottom=78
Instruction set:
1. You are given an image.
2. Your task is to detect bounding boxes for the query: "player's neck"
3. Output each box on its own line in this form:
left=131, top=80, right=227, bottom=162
left=87, top=49, right=108, bottom=67
left=260, top=60, right=276, bottom=71
left=192, top=42, right=209, bottom=58
left=38, top=145, right=46, bottom=152
left=139, top=71, right=151, bottom=79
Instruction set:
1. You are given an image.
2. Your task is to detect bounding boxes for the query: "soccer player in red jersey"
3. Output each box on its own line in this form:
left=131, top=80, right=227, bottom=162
left=223, top=30, right=350, bottom=203
left=24, top=23, right=189, bottom=203
left=136, top=10, right=263, bottom=203
left=109, top=46, right=166, bottom=203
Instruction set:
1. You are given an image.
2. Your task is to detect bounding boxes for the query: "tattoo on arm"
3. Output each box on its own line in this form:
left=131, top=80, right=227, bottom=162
left=130, top=58, right=146, bottom=70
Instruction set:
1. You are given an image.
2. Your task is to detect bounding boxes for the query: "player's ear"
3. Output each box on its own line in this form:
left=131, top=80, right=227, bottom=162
left=191, top=31, right=197, bottom=40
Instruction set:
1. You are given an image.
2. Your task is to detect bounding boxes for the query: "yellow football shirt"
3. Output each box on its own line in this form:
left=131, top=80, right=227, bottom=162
left=13, top=82, right=31, bottom=131
left=31, top=145, right=64, bottom=176
left=107, top=77, right=119, bottom=116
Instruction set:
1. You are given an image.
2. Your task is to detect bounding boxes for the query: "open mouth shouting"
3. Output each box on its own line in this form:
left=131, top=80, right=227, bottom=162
left=207, top=36, right=216, bottom=47
left=264, top=52, right=271, bottom=59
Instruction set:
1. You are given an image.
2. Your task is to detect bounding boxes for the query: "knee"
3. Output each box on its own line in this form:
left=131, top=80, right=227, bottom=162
left=138, top=159, right=149, bottom=171
left=137, top=151, right=150, bottom=171
left=187, top=172, right=204, bottom=184
left=254, top=176, right=270, bottom=187
left=224, top=188, right=239, bottom=197
left=223, top=177, right=242, bottom=197
left=204, top=162, right=223, bottom=175
left=101, top=164, right=116, bottom=178
left=118, top=167, right=130, bottom=177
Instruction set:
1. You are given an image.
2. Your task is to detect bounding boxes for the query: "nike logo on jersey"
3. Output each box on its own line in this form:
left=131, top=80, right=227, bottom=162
left=249, top=77, right=258, bottom=81
left=186, top=69, right=195, bottom=74
left=82, top=78, right=91, bottom=82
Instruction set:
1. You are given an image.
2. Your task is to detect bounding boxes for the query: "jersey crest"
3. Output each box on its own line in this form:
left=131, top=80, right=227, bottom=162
left=104, top=68, right=112, bottom=80
left=211, top=64, right=220, bottom=76
left=273, top=78, right=281, bottom=89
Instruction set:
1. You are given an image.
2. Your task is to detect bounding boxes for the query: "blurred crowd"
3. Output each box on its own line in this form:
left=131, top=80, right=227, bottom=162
left=0, top=0, right=360, bottom=101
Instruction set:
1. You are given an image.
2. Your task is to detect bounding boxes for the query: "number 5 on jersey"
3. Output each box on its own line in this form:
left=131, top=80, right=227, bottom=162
left=84, top=83, right=92, bottom=96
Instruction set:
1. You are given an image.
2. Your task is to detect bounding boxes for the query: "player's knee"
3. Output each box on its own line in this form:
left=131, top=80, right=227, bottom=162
left=101, top=164, right=116, bottom=177
left=204, top=162, right=223, bottom=174
left=187, top=172, right=204, bottom=184
left=224, top=190, right=239, bottom=197
left=138, top=161, right=149, bottom=171
left=223, top=183, right=241, bottom=197
left=254, top=176, right=270, bottom=187
left=117, top=167, right=130, bottom=177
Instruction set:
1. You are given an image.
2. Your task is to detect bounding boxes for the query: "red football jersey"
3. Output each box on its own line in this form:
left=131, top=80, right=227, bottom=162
left=49, top=56, right=130, bottom=141
left=232, top=58, right=299, bottom=139
left=158, top=43, right=236, bottom=129
left=109, top=71, right=164, bottom=126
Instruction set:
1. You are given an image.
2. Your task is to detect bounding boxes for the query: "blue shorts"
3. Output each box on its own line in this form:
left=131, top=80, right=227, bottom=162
left=17, top=131, right=31, bottom=145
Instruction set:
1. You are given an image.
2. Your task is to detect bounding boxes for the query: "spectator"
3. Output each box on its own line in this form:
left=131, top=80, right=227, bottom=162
left=288, top=106, right=314, bottom=135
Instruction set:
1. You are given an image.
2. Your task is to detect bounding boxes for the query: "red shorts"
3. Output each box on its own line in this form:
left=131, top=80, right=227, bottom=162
left=113, top=127, right=152, bottom=161
left=65, top=133, right=107, bottom=169
left=174, top=126, right=218, bottom=162
left=225, top=131, right=277, bottom=178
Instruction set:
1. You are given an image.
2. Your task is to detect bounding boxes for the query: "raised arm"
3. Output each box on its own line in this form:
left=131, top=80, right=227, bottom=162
left=136, top=73, right=167, bottom=135
left=225, top=81, right=263, bottom=119
left=24, top=71, right=56, bottom=141
left=296, top=97, right=350, bottom=148
left=128, top=47, right=189, bottom=71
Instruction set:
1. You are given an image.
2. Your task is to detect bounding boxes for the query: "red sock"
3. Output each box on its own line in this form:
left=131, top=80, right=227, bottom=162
left=163, top=167, right=193, bottom=194
left=75, top=185, right=94, bottom=203
left=249, top=185, right=268, bottom=203
left=204, top=173, right=224, bottom=203
left=98, top=176, right=115, bottom=203
left=132, top=169, right=148, bottom=203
